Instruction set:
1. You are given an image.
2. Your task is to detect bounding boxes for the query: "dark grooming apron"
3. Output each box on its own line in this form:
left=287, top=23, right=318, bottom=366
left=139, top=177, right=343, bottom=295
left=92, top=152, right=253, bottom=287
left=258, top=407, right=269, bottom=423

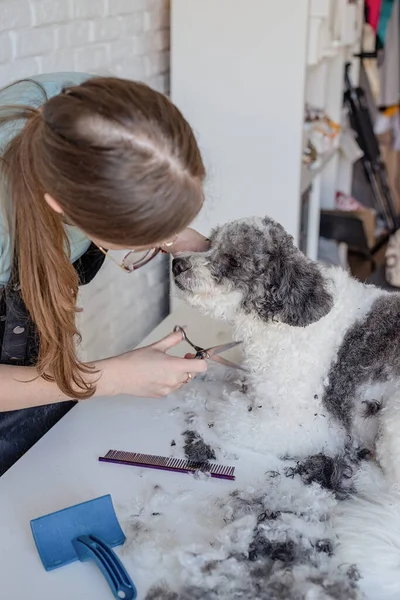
left=0, top=244, right=105, bottom=476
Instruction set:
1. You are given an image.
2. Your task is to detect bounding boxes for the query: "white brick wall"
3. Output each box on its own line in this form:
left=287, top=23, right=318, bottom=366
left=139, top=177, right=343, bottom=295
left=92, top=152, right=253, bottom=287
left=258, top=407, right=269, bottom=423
left=0, top=0, right=170, bottom=93
left=0, top=0, right=171, bottom=361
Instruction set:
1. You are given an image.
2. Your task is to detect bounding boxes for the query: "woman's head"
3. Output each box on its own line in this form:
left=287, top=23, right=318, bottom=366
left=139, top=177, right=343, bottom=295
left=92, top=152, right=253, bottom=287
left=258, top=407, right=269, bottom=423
left=0, top=76, right=205, bottom=398
left=30, top=77, right=205, bottom=246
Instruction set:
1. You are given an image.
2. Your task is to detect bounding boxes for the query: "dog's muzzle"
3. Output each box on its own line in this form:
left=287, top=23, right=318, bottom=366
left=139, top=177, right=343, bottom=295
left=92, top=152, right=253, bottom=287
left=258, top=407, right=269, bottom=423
left=172, top=257, right=192, bottom=292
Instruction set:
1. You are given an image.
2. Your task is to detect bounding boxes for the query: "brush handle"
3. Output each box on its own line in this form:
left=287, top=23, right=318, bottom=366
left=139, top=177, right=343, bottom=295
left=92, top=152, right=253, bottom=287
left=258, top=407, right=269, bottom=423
left=73, top=535, right=137, bottom=600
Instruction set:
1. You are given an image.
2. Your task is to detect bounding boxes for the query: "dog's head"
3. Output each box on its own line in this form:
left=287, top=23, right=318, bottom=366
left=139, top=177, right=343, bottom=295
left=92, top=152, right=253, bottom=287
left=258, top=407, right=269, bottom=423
left=173, top=217, right=333, bottom=326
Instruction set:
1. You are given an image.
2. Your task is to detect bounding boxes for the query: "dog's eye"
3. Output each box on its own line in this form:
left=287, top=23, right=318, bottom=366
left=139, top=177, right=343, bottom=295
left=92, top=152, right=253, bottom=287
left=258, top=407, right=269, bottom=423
left=228, top=257, right=239, bottom=268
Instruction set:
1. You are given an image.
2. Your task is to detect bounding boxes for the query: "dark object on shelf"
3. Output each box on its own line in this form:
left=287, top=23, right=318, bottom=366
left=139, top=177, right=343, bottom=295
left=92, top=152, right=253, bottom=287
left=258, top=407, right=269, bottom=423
left=299, top=188, right=311, bottom=254
left=353, top=51, right=378, bottom=59
left=344, top=63, right=399, bottom=233
left=320, top=210, right=387, bottom=272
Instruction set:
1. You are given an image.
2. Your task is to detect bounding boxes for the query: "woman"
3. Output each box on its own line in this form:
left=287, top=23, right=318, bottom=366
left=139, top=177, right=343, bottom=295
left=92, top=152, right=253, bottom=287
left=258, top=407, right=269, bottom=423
left=0, top=72, right=209, bottom=476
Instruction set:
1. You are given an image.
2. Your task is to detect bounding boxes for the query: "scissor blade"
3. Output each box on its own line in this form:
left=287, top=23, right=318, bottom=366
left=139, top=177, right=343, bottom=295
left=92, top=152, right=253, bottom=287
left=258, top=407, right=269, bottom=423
left=210, top=354, right=247, bottom=371
left=207, top=341, right=242, bottom=356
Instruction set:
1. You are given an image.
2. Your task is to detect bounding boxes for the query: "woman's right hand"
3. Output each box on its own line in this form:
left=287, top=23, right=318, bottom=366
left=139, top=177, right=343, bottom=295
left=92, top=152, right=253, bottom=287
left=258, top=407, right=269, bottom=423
left=100, top=330, right=207, bottom=398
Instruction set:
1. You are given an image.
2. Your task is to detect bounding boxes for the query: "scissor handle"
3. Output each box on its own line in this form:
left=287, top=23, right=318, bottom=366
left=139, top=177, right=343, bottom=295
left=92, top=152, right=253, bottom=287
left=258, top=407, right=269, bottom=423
left=173, top=325, right=204, bottom=353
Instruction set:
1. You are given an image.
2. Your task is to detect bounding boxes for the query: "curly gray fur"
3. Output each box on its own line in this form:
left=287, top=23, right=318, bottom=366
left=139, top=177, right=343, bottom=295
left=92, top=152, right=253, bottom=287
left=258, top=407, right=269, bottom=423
left=145, top=565, right=362, bottom=600
left=140, top=473, right=364, bottom=600
left=322, top=294, right=400, bottom=428
left=145, top=588, right=178, bottom=600
left=183, top=430, right=216, bottom=463
left=285, top=453, right=357, bottom=500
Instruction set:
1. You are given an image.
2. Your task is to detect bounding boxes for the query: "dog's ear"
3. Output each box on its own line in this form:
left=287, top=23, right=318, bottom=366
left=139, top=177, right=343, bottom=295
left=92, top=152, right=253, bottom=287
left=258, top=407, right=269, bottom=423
left=245, top=246, right=333, bottom=327
left=272, top=253, right=333, bottom=326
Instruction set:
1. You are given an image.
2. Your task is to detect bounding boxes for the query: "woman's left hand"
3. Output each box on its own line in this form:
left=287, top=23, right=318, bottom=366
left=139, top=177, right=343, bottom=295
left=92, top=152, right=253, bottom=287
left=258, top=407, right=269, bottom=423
left=166, top=228, right=210, bottom=256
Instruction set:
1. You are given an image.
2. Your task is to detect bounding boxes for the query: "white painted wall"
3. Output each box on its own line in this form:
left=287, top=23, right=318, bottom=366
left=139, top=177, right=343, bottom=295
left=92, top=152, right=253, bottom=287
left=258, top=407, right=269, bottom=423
left=0, top=0, right=171, bottom=361
left=171, top=0, right=310, bottom=242
left=171, top=0, right=364, bottom=268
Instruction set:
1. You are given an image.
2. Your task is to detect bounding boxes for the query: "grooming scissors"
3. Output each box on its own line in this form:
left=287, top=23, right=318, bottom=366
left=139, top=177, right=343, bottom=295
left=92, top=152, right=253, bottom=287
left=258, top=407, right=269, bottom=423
left=173, top=325, right=246, bottom=371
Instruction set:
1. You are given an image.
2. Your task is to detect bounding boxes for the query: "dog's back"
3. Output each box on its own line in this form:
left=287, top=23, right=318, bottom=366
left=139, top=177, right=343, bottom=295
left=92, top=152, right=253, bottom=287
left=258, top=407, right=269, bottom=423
left=322, top=271, right=400, bottom=455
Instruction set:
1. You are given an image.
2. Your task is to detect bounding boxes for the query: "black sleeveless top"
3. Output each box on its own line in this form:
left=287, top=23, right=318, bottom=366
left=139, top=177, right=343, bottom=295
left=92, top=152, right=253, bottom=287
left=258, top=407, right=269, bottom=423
left=0, top=243, right=106, bottom=476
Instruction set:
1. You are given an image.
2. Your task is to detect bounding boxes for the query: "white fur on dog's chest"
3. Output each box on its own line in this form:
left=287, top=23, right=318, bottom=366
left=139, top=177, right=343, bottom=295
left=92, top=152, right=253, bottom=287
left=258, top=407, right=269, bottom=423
left=246, top=324, right=333, bottom=405
left=229, top=270, right=386, bottom=457
left=238, top=322, right=344, bottom=456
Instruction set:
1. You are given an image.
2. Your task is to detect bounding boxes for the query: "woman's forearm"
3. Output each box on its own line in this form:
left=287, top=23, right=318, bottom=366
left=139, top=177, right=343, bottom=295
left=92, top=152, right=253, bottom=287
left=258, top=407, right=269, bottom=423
left=0, top=361, right=115, bottom=411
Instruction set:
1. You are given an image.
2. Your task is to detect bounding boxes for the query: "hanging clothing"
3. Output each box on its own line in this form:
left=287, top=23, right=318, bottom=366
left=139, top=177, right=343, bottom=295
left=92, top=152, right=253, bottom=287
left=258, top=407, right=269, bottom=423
left=377, top=0, right=397, bottom=46
left=0, top=73, right=106, bottom=476
left=366, top=0, right=383, bottom=32
left=378, top=0, right=400, bottom=108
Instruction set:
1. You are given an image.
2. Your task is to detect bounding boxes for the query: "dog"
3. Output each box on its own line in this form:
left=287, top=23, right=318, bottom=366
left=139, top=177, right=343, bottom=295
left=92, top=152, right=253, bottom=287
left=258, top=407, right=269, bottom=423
left=173, top=216, right=400, bottom=486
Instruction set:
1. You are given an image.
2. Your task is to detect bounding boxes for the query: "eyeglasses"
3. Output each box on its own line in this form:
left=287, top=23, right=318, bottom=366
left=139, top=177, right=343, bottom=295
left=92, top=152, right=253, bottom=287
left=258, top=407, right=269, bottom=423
left=96, top=235, right=177, bottom=273
left=97, top=246, right=161, bottom=272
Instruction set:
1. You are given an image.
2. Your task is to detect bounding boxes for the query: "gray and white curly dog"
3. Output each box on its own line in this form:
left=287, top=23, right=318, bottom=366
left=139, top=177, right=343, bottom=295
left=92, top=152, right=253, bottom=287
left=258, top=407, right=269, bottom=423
left=162, top=215, right=400, bottom=600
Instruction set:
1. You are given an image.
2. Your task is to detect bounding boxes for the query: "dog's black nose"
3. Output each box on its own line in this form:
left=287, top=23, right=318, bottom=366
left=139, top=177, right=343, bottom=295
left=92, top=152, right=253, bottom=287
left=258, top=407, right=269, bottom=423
left=172, top=257, right=191, bottom=277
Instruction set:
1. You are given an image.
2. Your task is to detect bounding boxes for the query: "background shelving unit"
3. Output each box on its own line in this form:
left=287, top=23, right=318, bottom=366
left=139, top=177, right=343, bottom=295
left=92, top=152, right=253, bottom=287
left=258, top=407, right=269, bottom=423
left=304, top=0, right=365, bottom=259
left=171, top=0, right=365, bottom=261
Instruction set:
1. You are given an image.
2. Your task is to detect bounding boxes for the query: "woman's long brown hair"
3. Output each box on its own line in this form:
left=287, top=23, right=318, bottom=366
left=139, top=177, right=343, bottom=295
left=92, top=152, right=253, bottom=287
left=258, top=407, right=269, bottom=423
left=0, top=77, right=205, bottom=399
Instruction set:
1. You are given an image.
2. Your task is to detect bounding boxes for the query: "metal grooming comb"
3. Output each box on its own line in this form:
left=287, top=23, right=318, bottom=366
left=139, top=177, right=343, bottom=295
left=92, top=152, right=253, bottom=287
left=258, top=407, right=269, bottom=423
left=99, top=450, right=236, bottom=481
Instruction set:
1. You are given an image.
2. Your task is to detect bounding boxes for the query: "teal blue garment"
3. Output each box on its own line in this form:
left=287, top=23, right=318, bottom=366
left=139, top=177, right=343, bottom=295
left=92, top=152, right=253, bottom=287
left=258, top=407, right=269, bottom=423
left=377, top=0, right=396, bottom=46
left=0, top=72, right=92, bottom=287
